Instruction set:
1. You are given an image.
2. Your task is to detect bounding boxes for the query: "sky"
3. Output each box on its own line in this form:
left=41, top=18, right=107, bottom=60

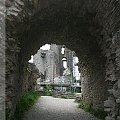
left=28, top=55, right=33, bottom=63
left=73, top=57, right=80, bottom=80
left=40, top=44, right=50, bottom=50
left=28, top=44, right=50, bottom=63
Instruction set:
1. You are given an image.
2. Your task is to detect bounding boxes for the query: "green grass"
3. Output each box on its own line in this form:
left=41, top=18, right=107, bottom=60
left=79, top=101, right=107, bottom=120
left=11, top=91, right=40, bottom=120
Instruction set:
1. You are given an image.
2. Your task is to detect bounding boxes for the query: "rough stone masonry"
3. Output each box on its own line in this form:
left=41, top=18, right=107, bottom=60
left=0, top=0, right=5, bottom=120
left=5, top=0, right=120, bottom=120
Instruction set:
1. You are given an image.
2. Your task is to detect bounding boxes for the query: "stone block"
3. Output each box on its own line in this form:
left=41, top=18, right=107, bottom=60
left=113, top=89, right=120, bottom=98
left=118, top=80, right=120, bottom=89
left=104, top=108, right=111, bottom=112
left=105, top=116, right=115, bottom=120
left=117, top=116, right=120, bottom=120
left=104, top=97, right=115, bottom=108
left=116, top=98, right=120, bottom=103
left=108, top=89, right=113, bottom=94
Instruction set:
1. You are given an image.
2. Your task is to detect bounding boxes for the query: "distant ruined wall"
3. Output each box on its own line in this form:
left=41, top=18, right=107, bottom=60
left=33, top=49, right=47, bottom=75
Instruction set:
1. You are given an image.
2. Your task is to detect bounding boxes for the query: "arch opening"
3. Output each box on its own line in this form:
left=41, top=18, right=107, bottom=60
left=31, top=44, right=81, bottom=95
left=6, top=0, right=120, bottom=119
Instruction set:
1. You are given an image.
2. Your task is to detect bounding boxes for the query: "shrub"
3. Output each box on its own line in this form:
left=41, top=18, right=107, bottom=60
left=44, top=85, right=53, bottom=96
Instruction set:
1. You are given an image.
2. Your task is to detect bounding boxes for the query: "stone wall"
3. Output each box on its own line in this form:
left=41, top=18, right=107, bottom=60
left=0, top=1, right=5, bottom=119
left=5, top=0, right=120, bottom=119
left=33, top=49, right=47, bottom=75
left=6, top=34, right=21, bottom=118
left=28, top=63, right=40, bottom=91
left=103, top=30, right=120, bottom=120
left=80, top=52, right=108, bottom=110
left=33, top=45, right=61, bottom=82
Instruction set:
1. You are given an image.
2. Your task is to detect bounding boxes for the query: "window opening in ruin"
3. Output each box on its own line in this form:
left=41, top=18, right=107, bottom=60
left=61, top=47, right=65, bottom=54
left=63, top=61, right=67, bottom=69
left=61, top=45, right=65, bottom=54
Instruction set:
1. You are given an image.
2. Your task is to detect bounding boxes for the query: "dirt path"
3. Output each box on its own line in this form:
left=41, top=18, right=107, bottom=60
left=22, top=96, right=100, bottom=120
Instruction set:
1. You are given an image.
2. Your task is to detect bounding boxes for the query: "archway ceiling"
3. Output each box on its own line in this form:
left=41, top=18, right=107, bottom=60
left=14, top=0, right=100, bottom=59
left=6, top=0, right=120, bottom=65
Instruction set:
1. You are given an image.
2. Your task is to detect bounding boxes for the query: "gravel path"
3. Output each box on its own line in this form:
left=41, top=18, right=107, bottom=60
left=22, top=96, right=100, bottom=120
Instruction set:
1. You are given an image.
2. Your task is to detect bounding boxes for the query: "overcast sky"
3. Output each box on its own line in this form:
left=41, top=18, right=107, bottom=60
left=40, top=44, right=50, bottom=50
left=28, top=44, right=50, bottom=63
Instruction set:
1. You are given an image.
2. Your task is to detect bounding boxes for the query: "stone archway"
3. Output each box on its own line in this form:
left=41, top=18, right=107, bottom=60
left=6, top=0, right=120, bottom=119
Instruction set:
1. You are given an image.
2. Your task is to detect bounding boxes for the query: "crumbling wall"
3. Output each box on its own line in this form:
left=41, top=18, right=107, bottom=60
left=28, top=63, right=40, bottom=91
left=103, top=30, right=120, bottom=120
left=79, top=49, right=108, bottom=110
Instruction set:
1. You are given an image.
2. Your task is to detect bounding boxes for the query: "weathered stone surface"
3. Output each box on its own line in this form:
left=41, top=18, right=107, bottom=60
left=5, top=0, right=120, bottom=119
left=0, top=1, right=5, bottom=120
left=116, top=98, right=120, bottom=103
left=105, top=116, right=115, bottom=120
left=118, top=80, right=120, bottom=88
left=117, top=116, right=120, bottom=120
left=27, top=63, right=40, bottom=91
left=104, top=97, right=115, bottom=108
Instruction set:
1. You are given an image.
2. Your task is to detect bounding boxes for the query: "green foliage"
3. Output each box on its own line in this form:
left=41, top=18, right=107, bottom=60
left=79, top=101, right=107, bottom=120
left=11, top=91, right=40, bottom=120
left=44, top=85, right=53, bottom=96
left=79, top=101, right=91, bottom=112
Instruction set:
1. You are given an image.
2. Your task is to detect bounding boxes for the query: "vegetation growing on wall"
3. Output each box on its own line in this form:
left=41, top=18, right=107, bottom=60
left=9, top=91, right=40, bottom=120
left=79, top=101, right=107, bottom=120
